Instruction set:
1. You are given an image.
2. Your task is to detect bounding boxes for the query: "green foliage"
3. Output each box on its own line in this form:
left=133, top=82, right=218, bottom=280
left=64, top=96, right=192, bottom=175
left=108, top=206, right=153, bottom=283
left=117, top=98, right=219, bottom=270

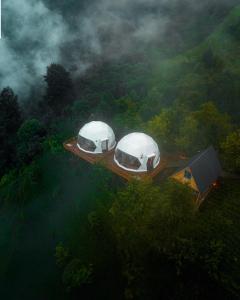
left=174, top=72, right=207, bottom=110
left=88, top=211, right=101, bottom=229
left=146, top=108, right=180, bottom=151
left=200, top=179, right=240, bottom=293
left=17, top=119, right=44, bottom=141
left=146, top=102, right=232, bottom=154
left=69, top=99, right=91, bottom=120
left=0, top=162, right=41, bottom=205
left=0, top=88, right=22, bottom=176
left=109, top=178, right=240, bottom=298
left=113, top=97, right=143, bottom=132
left=17, top=119, right=46, bottom=163
left=204, top=240, right=225, bottom=280
left=0, top=88, right=22, bottom=133
left=43, top=64, right=75, bottom=115
left=110, top=179, right=195, bottom=250
left=110, top=177, right=239, bottom=299
left=55, top=243, right=70, bottom=268
left=110, top=179, right=196, bottom=298
left=176, top=102, right=232, bottom=153
left=43, top=135, right=64, bottom=154
left=1, top=5, right=240, bottom=299
left=62, top=259, right=93, bottom=291
left=202, top=48, right=224, bottom=71
left=146, top=6, right=240, bottom=120
left=221, top=129, right=240, bottom=173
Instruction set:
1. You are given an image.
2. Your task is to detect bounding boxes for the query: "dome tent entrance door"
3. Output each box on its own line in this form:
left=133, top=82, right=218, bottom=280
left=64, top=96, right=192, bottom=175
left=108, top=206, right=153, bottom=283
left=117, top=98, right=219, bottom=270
left=101, top=139, right=109, bottom=152
left=147, top=154, right=156, bottom=171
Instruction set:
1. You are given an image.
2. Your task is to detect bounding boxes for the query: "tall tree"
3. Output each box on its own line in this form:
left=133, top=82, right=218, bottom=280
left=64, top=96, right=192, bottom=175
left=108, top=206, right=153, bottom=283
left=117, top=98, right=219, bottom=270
left=176, top=102, right=232, bottom=154
left=110, top=179, right=236, bottom=299
left=221, top=129, right=240, bottom=173
left=43, top=64, right=75, bottom=116
left=0, top=88, right=22, bottom=176
left=17, top=119, right=46, bottom=164
left=110, top=179, right=195, bottom=299
left=146, top=108, right=180, bottom=152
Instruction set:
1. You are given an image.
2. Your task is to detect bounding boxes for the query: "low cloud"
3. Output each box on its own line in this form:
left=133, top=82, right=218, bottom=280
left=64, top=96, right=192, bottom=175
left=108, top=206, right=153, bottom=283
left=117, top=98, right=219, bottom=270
left=0, top=0, right=238, bottom=100
left=1, top=0, right=68, bottom=98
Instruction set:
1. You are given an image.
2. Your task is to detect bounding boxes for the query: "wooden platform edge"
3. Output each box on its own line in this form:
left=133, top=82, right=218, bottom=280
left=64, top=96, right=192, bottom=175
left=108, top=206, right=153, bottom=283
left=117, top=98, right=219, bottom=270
left=63, top=138, right=176, bottom=181
left=63, top=138, right=220, bottom=208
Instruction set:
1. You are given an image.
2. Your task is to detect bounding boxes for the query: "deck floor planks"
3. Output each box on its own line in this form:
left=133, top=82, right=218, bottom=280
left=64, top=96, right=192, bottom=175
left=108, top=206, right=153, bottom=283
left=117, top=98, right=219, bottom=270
left=63, top=138, right=182, bottom=181
left=63, top=137, right=106, bottom=164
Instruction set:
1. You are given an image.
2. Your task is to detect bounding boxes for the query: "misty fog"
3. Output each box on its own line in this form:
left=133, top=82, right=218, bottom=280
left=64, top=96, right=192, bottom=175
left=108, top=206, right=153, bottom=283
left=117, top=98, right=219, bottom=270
left=0, top=0, right=238, bottom=99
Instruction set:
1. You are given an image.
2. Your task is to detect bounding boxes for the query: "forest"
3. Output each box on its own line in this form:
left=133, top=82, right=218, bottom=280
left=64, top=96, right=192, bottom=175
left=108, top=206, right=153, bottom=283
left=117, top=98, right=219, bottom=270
left=0, top=1, right=240, bottom=299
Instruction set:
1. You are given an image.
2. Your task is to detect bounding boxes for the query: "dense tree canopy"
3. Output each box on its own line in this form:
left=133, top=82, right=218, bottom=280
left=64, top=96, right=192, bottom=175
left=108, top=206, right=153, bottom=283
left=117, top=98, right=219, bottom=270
left=146, top=101, right=233, bottom=154
left=43, top=64, right=75, bottom=116
left=17, top=119, right=46, bottom=164
left=221, top=129, right=240, bottom=173
left=1, top=4, right=240, bottom=299
left=176, top=102, right=232, bottom=153
left=0, top=88, right=22, bottom=177
left=109, top=179, right=238, bottom=299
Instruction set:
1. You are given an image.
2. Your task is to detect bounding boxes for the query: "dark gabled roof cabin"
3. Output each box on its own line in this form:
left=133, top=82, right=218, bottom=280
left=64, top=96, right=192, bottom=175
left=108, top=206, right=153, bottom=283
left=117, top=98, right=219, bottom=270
left=172, top=146, right=223, bottom=196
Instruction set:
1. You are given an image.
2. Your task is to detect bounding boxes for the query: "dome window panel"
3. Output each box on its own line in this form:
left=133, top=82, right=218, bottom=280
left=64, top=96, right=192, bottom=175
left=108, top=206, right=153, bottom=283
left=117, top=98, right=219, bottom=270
left=115, top=149, right=141, bottom=170
left=77, top=135, right=96, bottom=152
left=114, top=132, right=160, bottom=173
left=77, top=121, right=116, bottom=154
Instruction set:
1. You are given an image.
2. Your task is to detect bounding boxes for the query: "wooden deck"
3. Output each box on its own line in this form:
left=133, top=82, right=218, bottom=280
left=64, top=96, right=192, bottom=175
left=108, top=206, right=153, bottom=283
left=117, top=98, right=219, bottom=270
left=63, top=137, right=184, bottom=181
left=101, top=150, right=170, bottom=181
left=63, top=137, right=107, bottom=164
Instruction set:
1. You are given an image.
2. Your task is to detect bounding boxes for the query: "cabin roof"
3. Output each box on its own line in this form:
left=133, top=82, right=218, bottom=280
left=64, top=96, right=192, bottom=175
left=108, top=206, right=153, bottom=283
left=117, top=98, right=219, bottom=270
left=181, top=146, right=222, bottom=193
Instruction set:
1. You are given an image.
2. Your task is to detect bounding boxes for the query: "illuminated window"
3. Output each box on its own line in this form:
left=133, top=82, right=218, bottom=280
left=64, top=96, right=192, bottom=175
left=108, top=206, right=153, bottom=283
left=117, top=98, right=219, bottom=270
left=184, top=169, right=192, bottom=180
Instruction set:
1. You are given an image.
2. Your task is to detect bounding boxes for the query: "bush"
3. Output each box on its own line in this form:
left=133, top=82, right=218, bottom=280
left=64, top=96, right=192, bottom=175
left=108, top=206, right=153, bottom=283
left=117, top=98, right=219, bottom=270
left=17, top=119, right=46, bottom=164
left=62, top=259, right=93, bottom=291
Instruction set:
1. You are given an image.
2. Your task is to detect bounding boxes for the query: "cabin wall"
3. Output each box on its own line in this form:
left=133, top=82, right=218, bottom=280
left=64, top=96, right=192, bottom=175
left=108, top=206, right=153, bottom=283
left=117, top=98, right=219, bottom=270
left=171, top=168, right=199, bottom=192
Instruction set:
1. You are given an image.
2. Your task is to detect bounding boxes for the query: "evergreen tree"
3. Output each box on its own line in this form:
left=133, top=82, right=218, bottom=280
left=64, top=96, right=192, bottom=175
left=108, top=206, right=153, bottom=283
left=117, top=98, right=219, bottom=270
left=0, top=88, right=22, bottom=177
left=17, top=119, right=46, bottom=164
left=221, top=129, right=240, bottom=173
left=43, top=64, right=75, bottom=116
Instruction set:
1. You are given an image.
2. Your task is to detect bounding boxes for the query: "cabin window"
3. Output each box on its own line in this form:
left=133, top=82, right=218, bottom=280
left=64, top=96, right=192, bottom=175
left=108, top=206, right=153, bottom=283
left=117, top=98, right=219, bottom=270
left=184, top=169, right=192, bottom=180
left=78, top=135, right=96, bottom=152
left=115, top=149, right=141, bottom=170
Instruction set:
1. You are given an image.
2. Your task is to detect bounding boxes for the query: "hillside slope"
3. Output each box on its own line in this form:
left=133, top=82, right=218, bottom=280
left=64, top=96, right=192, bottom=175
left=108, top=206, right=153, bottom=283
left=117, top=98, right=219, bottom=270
left=146, top=5, right=240, bottom=120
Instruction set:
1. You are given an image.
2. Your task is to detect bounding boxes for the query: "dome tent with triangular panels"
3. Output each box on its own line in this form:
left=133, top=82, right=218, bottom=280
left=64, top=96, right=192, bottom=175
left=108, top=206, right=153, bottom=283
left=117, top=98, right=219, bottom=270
left=114, top=132, right=160, bottom=172
left=77, top=121, right=116, bottom=154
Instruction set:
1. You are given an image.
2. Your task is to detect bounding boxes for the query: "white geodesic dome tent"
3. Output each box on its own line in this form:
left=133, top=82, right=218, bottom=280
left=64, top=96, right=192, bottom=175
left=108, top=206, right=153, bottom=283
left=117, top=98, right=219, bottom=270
left=77, top=121, right=116, bottom=154
left=114, top=132, right=160, bottom=172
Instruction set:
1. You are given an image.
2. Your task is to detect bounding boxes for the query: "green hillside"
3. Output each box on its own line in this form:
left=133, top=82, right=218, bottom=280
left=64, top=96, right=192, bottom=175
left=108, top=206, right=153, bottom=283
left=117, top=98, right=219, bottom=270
left=145, top=5, right=240, bottom=119
left=0, top=3, right=240, bottom=300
